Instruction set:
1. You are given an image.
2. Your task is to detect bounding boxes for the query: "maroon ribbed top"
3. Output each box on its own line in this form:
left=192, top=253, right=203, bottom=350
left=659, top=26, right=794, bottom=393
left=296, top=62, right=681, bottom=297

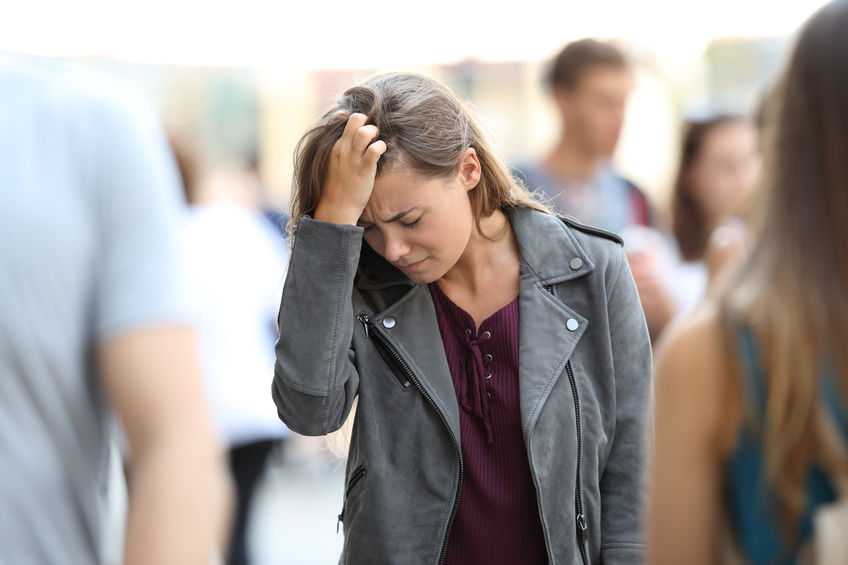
left=429, top=283, right=548, bottom=565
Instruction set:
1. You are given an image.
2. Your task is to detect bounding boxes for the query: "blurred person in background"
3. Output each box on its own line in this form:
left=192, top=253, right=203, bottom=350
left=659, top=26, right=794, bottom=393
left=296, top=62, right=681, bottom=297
left=522, top=38, right=677, bottom=341
left=173, top=142, right=291, bottom=565
left=273, top=72, right=652, bottom=565
left=0, top=56, right=230, bottom=564
left=667, top=115, right=760, bottom=315
left=521, top=38, right=653, bottom=235
left=648, top=1, right=848, bottom=563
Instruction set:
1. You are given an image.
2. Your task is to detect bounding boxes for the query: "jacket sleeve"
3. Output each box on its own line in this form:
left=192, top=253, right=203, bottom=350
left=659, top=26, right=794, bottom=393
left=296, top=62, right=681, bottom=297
left=271, top=216, right=362, bottom=436
left=600, top=246, right=654, bottom=563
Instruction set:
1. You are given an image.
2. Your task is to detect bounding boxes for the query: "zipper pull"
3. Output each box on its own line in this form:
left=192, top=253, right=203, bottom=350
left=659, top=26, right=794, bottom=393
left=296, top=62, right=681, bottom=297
left=576, top=513, right=588, bottom=543
left=357, top=313, right=371, bottom=338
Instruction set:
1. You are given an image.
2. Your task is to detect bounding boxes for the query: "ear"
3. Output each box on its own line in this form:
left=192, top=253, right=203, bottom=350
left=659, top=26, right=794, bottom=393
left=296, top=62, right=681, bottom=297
left=457, top=148, right=482, bottom=191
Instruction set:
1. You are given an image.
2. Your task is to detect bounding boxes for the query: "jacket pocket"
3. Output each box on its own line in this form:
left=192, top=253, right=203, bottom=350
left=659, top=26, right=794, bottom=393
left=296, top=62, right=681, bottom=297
left=374, top=346, right=413, bottom=390
left=358, top=313, right=411, bottom=390
left=337, top=464, right=367, bottom=533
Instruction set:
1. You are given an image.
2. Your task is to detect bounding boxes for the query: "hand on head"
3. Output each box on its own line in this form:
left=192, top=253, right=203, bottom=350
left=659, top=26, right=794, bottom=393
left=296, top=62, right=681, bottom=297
left=314, top=113, right=387, bottom=226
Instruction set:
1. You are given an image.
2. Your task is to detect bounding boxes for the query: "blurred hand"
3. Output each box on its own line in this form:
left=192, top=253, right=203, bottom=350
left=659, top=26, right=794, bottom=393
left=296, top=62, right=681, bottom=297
left=314, top=113, right=387, bottom=226
left=628, top=250, right=678, bottom=342
left=704, top=219, right=749, bottom=286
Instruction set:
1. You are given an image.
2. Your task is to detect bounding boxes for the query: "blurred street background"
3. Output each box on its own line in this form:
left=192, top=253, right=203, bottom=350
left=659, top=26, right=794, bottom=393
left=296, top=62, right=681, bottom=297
left=0, top=0, right=833, bottom=562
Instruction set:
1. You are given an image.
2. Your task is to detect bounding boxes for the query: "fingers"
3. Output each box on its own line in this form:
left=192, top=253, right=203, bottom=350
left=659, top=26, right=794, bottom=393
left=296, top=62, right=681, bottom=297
left=352, top=124, right=380, bottom=155
left=339, top=113, right=383, bottom=159
left=363, top=139, right=387, bottom=167
left=340, top=112, right=367, bottom=142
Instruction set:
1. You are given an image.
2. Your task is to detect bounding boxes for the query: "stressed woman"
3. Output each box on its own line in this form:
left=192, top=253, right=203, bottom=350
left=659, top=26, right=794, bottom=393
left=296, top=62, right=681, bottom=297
left=272, top=73, right=652, bottom=565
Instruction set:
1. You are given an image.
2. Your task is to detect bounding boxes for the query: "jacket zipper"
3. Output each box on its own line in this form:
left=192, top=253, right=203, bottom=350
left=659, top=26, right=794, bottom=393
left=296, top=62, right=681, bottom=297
left=357, top=313, right=463, bottom=565
left=337, top=464, right=368, bottom=533
left=360, top=318, right=411, bottom=389
left=546, top=285, right=589, bottom=565
left=566, top=359, right=590, bottom=565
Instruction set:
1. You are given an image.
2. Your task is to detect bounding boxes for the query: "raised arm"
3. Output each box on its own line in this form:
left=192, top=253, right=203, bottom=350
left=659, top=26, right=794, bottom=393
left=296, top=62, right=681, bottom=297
left=272, top=113, right=386, bottom=435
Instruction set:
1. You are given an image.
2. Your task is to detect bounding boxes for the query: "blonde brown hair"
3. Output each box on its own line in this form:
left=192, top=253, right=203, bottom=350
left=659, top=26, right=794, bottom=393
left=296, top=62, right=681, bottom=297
left=289, top=72, right=548, bottom=235
left=719, top=0, right=848, bottom=538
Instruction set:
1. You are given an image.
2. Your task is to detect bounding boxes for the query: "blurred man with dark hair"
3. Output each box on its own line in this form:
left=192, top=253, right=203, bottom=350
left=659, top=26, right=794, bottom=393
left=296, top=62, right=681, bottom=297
left=0, top=55, right=230, bottom=565
left=522, top=38, right=653, bottom=234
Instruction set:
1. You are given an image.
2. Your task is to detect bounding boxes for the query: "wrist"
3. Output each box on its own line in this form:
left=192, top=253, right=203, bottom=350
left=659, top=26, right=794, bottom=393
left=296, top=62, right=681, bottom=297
left=314, top=201, right=363, bottom=227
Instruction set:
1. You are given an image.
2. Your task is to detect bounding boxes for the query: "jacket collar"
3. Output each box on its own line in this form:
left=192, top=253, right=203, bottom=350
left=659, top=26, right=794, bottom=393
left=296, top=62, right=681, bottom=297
left=355, top=206, right=593, bottom=291
left=355, top=239, right=413, bottom=290
left=506, top=206, right=594, bottom=285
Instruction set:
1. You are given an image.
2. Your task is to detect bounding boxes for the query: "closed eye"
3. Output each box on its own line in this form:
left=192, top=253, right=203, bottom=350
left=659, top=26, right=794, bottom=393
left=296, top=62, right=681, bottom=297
left=400, top=217, right=421, bottom=229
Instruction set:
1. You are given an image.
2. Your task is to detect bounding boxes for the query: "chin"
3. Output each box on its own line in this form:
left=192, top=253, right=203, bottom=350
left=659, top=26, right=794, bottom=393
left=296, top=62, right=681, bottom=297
left=407, top=272, right=440, bottom=285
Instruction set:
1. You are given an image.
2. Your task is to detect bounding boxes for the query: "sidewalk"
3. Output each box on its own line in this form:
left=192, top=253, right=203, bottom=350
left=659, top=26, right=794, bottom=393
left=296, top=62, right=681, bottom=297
left=248, top=437, right=346, bottom=565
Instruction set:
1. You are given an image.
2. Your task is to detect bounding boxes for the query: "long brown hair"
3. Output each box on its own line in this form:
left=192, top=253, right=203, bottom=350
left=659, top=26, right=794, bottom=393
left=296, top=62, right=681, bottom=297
left=289, top=72, right=548, bottom=235
left=671, top=115, right=748, bottom=261
left=720, top=0, right=848, bottom=536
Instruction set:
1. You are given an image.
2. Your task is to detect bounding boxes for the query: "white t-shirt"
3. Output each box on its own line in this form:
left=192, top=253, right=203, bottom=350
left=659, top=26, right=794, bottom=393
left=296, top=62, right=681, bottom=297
left=181, top=202, right=290, bottom=446
left=0, top=56, right=190, bottom=564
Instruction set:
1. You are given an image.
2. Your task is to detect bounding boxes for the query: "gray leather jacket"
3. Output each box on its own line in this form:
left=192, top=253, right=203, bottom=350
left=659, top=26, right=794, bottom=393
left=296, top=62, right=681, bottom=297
left=273, top=207, right=653, bottom=565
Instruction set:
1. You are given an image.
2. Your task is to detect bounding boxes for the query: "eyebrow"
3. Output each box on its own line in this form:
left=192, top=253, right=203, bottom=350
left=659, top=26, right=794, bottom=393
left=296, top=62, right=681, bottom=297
left=358, top=207, right=419, bottom=226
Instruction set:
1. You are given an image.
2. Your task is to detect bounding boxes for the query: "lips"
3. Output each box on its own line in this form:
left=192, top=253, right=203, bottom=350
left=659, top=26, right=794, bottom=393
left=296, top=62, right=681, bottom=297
left=397, top=258, right=426, bottom=272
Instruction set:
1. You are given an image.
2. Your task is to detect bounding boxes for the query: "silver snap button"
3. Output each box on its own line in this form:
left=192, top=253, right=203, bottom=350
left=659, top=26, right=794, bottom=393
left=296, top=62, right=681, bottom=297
left=382, top=317, right=396, bottom=329
left=485, top=354, right=493, bottom=362
left=567, top=318, right=579, bottom=331
left=482, top=331, right=491, bottom=340
left=485, top=373, right=492, bottom=380
left=570, top=258, right=583, bottom=270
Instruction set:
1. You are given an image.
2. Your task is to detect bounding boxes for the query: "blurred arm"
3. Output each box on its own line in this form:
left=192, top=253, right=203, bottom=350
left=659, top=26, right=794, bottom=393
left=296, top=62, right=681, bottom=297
left=98, top=325, right=231, bottom=565
left=647, top=307, right=731, bottom=565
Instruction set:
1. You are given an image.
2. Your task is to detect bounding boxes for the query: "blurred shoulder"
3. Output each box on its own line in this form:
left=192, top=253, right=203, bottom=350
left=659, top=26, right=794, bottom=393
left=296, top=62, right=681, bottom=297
left=0, top=54, right=162, bottom=140
left=655, top=301, right=742, bottom=454
left=654, top=303, right=731, bottom=425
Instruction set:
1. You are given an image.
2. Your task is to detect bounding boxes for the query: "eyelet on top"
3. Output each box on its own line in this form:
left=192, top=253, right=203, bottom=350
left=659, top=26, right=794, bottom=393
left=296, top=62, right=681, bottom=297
left=481, top=331, right=491, bottom=340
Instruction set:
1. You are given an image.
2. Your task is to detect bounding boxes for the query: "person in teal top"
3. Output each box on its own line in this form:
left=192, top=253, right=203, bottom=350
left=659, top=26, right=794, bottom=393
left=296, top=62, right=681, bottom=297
left=647, top=2, right=848, bottom=564
left=724, top=330, right=846, bottom=564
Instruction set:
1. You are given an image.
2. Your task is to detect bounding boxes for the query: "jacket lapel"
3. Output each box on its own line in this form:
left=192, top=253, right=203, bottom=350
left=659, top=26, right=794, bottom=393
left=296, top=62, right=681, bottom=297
left=356, top=246, right=461, bottom=441
left=367, top=285, right=462, bottom=441
left=517, top=272, right=588, bottom=440
left=507, top=207, right=593, bottom=439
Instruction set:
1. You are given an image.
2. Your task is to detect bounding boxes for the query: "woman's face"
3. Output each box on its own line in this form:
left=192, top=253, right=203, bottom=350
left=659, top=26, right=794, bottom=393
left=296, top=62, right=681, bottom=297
left=357, top=155, right=478, bottom=284
left=688, top=120, right=760, bottom=219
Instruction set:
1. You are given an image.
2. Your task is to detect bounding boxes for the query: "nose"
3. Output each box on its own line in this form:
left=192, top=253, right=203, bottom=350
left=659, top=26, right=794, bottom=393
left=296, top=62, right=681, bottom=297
left=383, top=230, right=411, bottom=263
